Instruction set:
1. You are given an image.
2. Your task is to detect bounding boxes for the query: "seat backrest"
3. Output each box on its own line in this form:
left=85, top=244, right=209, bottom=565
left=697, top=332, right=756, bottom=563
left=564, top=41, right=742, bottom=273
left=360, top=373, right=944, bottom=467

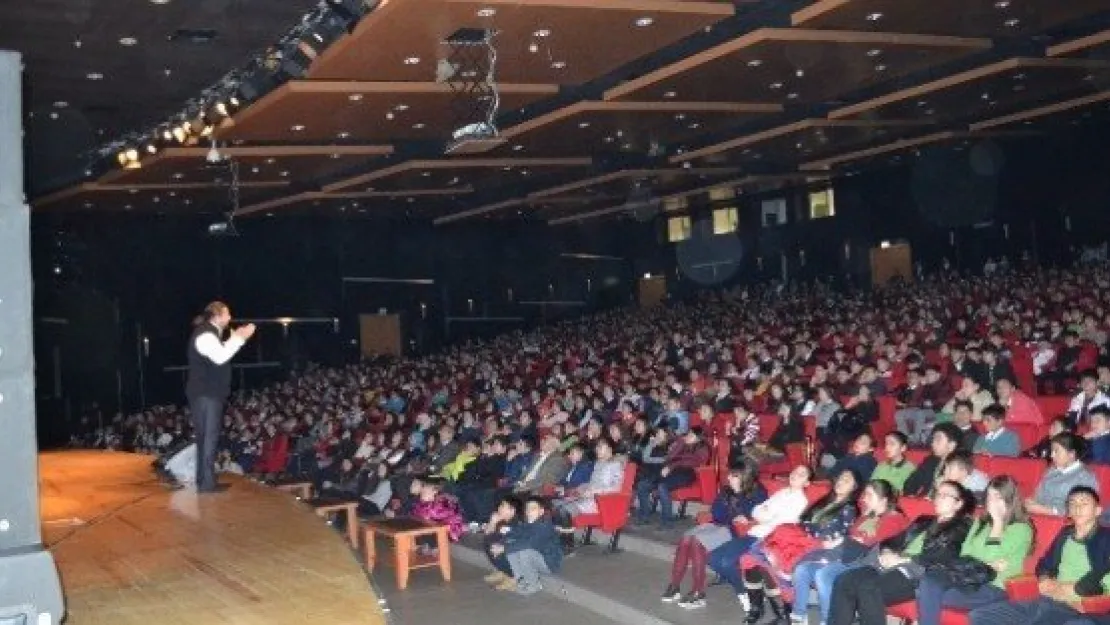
left=905, top=449, right=929, bottom=466
left=1036, top=395, right=1071, bottom=420
left=1009, top=422, right=1047, bottom=453
left=757, top=413, right=779, bottom=443
left=985, top=456, right=1046, bottom=498
left=620, top=462, right=638, bottom=495
left=899, top=496, right=933, bottom=521
left=972, top=453, right=991, bottom=475
left=1026, top=514, right=1066, bottom=573
left=784, top=442, right=808, bottom=468
left=875, top=396, right=897, bottom=440
left=695, top=465, right=718, bottom=503
left=1091, top=464, right=1110, bottom=498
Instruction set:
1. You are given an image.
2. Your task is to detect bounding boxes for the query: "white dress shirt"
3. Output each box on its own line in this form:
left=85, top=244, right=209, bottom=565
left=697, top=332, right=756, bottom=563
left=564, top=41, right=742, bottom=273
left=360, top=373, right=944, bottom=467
left=195, top=331, right=244, bottom=366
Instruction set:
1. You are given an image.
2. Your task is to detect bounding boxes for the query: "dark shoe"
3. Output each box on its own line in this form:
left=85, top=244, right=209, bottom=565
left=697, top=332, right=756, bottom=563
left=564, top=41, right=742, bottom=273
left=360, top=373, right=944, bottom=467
left=743, top=588, right=765, bottom=625
left=766, top=591, right=789, bottom=624
left=198, top=483, right=230, bottom=493
left=661, top=584, right=682, bottom=603
left=677, top=591, right=706, bottom=609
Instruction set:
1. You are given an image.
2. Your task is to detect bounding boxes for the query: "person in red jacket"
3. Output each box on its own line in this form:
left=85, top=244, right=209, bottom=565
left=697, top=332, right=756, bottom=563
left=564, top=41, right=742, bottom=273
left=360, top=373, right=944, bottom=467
left=997, top=378, right=1045, bottom=427
left=634, top=427, right=710, bottom=528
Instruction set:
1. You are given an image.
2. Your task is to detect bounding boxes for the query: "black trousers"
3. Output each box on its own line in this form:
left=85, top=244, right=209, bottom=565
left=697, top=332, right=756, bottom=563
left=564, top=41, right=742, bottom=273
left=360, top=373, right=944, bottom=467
left=188, top=394, right=224, bottom=491
left=828, top=566, right=918, bottom=625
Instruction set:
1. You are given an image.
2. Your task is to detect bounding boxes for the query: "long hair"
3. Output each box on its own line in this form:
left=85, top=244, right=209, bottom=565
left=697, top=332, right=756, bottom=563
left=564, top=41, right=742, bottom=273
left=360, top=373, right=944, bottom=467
left=193, top=301, right=228, bottom=327
left=728, top=460, right=761, bottom=497
left=975, top=475, right=1029, bottom=536
left=864, top=478, right=899, bottom=516
left=801, top=467, right=860, bottom=523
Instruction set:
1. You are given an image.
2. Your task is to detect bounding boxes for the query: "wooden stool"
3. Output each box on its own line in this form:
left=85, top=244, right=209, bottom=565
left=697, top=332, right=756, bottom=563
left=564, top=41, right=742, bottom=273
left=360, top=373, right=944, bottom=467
left=363, top=518, right=451, bottom=590
left=274, top=481, right=313, bottom=500
left=310, top=498, right=359, bottom=547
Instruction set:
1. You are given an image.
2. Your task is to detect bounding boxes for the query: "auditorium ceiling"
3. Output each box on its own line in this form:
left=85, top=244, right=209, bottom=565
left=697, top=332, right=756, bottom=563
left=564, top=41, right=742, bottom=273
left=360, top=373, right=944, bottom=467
left=15, top=0, right=1110, bottom=223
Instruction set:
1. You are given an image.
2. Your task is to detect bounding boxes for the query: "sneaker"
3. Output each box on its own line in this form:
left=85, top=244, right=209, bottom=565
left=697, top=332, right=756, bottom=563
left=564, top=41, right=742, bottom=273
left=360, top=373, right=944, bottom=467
left=660, top=585, right=682, bottom=603
left=738, top=592, right=751, bottom=611
left=677, top=592, right=706, bottom=609
left=484, top=571, right=508, bottom=585
left=495, top=578, right=518, bottom=592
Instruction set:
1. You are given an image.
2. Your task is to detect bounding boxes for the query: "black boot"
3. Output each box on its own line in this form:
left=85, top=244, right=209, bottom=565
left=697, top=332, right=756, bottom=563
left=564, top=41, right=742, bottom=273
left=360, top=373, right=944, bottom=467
left=765, top=587, right=789, bottom=624
left=743, top=586, right=764, bottom=625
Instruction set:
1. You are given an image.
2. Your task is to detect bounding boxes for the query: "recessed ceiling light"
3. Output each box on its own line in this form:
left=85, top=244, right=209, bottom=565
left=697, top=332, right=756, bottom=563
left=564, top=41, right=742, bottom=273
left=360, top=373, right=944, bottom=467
left=124, top=204, right=133, bottom=210
left=163, top=67, right=172, bottom=77
left=512, top=144, right=523, bottom=151
left=688, top=122, right=700, bottom=129
left=168, top=191, right=176, bottom=197
left=251, top=166, right=260, bottom=173
left=407, top=197, right=415, bottom=203
left=412, top=122, right=425, bottom=129
left=184, top=199, right=192, bottom=205
left=980, top=92, right=990, bottom=100
left=73, top=38, right=82, bottom=48
left=403, top=56, right=421, bottom=65
left=769, top=82, right=783, bottom=90
left=348, top=93, right=363, bottom=101
left=152, top=196, right=161, bottom=203
left=280, top=171, right=290, bottom=177
left=551, top=60, right=566, bottom=69
left=747, top=59, right=762, bottom=67
left=53, top=101, right=68, bottom=108
left=634, top=16, right=654, bottom=27
left=786, top=92, right=799, bottom=99
left=48, top=112, right=58, bottom=120
left=119, top=37, right=138, bottom=46
left=663, top=91, right=677, bottom=98
left=86, top=72, right=104, bottom=81
left=1012, top=84, right=1025, bottom=92
left=866, top=48, right=882, bottom=57
left=476, top=7, right=496, bottom=17
left=675, top=113, right=686, bottom=120
left=173, top=173, right=184, bottom=180
left=331, top=153, right=341, bottom=159
left=1004, top=18, right=1020, bottom=27
left=129, top=188, right=139, bottom=194
left=795, top=69, right=805, bottom=77
left=394, top=104, right=409, bottom=111
left=265, top=157, right=276, bottom=164
left=533, top=29, right=551, bottom=38
left=866, top=12, right=883, bottom=21
left=291, top=124, right=305, bottom=131
left=578, top=122, right=590, bottom=128
left=874, top=64, right=887, bottom=72
left=337, top=131, right=351, bottom=139
left=385, top=112, right=395, bottom=120
left=917, top=100, right=928, bottom=107
left=603, top=136, right=614, bottom=143
left=994, top=0, right=1010, bottom=7
left=83, top=202, right=93, bottom=208
left=924, top=108, right=935, bottom=115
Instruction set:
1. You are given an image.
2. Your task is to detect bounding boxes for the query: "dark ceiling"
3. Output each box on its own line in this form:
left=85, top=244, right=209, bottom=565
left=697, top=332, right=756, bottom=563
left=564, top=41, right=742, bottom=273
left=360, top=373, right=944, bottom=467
left=13, top=0, right=1110, bottom=224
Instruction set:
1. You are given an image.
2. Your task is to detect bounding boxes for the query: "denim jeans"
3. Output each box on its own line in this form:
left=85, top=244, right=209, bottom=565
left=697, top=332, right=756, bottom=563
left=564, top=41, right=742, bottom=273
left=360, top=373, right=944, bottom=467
left=791, top=560, right=861, bottom=623
left=916, top=575, right=1006, bottom=625
left=708, top=537, right=756, bottom=592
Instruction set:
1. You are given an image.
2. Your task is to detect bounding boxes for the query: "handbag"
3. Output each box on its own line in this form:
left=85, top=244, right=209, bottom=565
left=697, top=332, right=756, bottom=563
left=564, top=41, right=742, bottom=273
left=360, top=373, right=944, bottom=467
left=925, top=556, right=997, bottom=589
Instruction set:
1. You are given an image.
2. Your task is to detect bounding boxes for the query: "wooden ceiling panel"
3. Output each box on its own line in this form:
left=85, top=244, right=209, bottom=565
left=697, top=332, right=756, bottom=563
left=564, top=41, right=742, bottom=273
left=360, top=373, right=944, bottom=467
left=798, top=129, right=1032, bottom=171
left=96, top=146, right=393, bottom=186
left=219, top=81, right=556, bottom=143
left=1048, top=29, right=1110, bottom=61
left=792, top=0, right=1110, bottom=38
left=308, top=0, right=734, bottom=85
left=492, top=101, right=782, bottom=156
left=673, top=118, right=936, bottom=165
left=829, top=58, right=1110, bottom=124
left=240, top=192, right=466, bottom=218
left=33, top=183, right=282, bottom=214
left=528, top=166, right=741, bottom=200
left=971, top=91, right=1110, bottom=131
left=322, top=157, right=594, bottom=193
left=604, top=28, right=990, bottom=103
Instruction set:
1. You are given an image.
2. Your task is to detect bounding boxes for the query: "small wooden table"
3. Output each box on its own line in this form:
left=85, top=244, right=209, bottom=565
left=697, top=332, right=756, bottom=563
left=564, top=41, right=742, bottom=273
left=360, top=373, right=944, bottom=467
left=274, top=481, right=313, bottom=500
left=310, top=497, right=360, bottom=547
left=363, top=518, right=451, bottom=590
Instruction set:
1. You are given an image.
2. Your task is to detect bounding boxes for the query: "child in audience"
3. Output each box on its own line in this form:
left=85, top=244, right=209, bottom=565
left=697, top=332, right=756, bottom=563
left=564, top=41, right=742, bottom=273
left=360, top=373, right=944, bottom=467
left=973, top=404, right=1021, bottom=457
left=1084, top=407, right=1110, bottom=465
left=482, top=497, right=521, bottom=587
left=490, top=496, right=562, bottom=595
left=968, top=486, right=1110, bottom=625
left=1026, top=433, right=1100, bottom=516
left=871, top=432, right=916, bottom=493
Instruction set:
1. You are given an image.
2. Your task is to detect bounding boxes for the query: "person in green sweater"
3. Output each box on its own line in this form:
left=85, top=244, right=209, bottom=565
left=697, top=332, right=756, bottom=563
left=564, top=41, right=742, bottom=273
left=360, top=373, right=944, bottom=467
left=914, top=475, right=1033, bottom=625
left=871, top=431, right=916, bottom=493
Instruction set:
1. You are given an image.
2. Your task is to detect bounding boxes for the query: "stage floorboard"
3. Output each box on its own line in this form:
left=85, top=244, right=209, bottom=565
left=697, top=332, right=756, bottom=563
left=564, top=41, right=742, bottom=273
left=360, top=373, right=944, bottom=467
left=40, top=451, right=387, bottom=625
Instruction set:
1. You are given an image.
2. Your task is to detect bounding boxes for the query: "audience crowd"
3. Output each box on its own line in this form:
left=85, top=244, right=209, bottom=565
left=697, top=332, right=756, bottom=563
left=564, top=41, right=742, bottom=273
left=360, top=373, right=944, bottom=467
left=71, top=263, right=1110, bottom=623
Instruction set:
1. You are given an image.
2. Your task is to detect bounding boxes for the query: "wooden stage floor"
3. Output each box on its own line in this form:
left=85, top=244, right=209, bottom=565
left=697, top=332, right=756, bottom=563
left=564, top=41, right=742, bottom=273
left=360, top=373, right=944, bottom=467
left=40, top=451, right=387, bottom=625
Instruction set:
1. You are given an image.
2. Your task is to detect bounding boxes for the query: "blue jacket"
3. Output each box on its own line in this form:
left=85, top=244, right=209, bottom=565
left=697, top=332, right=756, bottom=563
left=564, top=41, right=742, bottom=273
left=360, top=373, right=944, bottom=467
left=710, top=485, right=768, bottom=529
left=505, top=453, right=534, bottom=484
left=831, top=453, right=878, bottom=482
left=504, top=518, right=563, bottom=573
left=561, top=461, right=594, bottom=489
left=1036, top=523, right=1110, bottom=596
left=973, top=429, right=1021, bottom=457
left=1088, top=433, right=1110, bottom=465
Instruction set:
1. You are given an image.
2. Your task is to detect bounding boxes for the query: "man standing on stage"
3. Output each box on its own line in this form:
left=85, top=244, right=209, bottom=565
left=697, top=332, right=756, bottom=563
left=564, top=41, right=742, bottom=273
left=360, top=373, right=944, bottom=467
left=187, top=301, right=255, bottom=492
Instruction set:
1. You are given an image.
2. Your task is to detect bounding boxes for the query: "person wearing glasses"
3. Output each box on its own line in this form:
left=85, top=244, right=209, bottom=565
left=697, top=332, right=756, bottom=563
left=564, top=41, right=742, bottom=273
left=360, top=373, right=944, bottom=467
left=826, top=481, right=976, bottom=625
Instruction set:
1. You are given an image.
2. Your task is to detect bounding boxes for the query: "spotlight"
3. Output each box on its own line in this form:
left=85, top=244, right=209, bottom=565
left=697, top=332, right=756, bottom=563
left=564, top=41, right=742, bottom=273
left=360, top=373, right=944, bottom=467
left=125, top=147, right=139, bottom=162
left=117, top=151, right=129, bottom=166
left=145, top=143, right=158, bottom=154
left=161, top=128, right=173, bottom=141
left=172, top=125, right=187, bottom=143
left=215, top=101, right=230, bottom=117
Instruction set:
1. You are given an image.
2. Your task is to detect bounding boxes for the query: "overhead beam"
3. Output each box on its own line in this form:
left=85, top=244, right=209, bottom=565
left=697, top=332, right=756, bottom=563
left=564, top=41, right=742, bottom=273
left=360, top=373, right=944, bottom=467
left=322, top=157, right=592, bottom=192
left=970, top=91, right=1110, bottom=130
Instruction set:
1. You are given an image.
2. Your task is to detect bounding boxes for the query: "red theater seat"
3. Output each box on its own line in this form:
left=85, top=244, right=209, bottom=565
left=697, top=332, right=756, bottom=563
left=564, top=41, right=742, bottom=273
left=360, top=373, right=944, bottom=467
left=572, top=462, right=638, bottom=552
left=671, top=465, right=718, bottom=517
left=983, top=456, right=1046, bottom=498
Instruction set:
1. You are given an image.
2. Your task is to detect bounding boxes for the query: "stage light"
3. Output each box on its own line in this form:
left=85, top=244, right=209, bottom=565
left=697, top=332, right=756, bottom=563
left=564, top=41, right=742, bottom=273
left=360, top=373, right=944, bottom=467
left=125, top=148, right=139, bottom=162
left=145, top=143, right=158, bottom=155
left=117, top=151, right=128, bottom=166
left=172, top=126, right=186, bottom=143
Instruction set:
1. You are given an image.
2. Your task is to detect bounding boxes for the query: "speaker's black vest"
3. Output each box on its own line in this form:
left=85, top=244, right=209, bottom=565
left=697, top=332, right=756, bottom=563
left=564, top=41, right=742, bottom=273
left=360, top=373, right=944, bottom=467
left=186, top=322, right=232, bottom=399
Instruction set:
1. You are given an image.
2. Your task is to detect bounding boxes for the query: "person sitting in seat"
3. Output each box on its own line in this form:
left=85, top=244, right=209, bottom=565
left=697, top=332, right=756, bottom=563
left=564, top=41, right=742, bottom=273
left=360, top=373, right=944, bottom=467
left=914, top=475, right=1033, bottom=625
left=1083, top=407, right=1110, bottom=465
left=634, top=427, right=709, bottom=528
left=661, top=462, right=767, bottom=609
left=490, top=496, right=563, bottom=595
left=1026, top=433, right=1100, bottom=516
left=974, top=404, right=1021, bottom=457
left=551, top=437, right=625, bottom=551
left=872, top=432, right=916, bottom=493
left=903, top=423, right=963, bottom=498
left=941, top=451, right=990, bottom=501
left=968, top=486, right=1110, bottom=625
